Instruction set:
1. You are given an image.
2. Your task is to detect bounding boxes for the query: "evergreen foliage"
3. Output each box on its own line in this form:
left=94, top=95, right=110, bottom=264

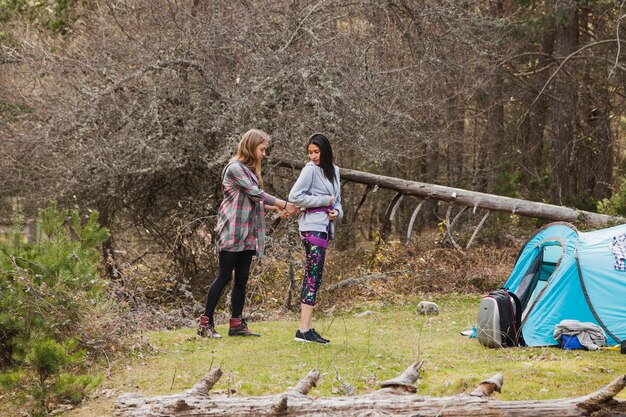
left=597, top=179, right=626, bottom=218
left=0, top=202, right=109, bottom=415
left=0, top=0, right=77, bottom=33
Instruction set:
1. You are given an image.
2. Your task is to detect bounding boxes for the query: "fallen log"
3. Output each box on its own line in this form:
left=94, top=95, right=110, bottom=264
left=114, top=361, right=626, bottom=416
left=273, top=160, right=625, bottom=227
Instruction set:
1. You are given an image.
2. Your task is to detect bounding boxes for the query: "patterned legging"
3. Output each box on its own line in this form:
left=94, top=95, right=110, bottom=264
left=300, top=231, right=327, bottom=306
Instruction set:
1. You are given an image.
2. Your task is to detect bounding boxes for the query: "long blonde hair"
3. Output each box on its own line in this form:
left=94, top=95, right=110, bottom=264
left=234, top=129, right=270, bottom=187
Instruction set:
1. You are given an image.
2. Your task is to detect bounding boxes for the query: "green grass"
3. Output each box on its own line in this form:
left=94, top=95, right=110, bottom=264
left=56, top=294, right=626, bottom=416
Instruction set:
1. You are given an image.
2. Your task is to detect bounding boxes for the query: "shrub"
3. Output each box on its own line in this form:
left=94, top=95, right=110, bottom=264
left=0, top=0, right=78, bottom=33
left=0, top=202, right=109, bottom=415
left=597, top=178, right=626, bottom=218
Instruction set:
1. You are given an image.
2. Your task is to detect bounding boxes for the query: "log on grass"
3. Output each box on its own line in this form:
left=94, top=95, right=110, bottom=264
left=114, top=362, right=626, bottom=416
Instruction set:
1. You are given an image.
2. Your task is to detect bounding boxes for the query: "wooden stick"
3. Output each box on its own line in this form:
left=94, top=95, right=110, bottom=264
left=470, top=373, right=503, bottom=397
left=445, top=204, right=466, bottom=254
left=378, top=361, right=424, bottom=393
left=466, top=210, right=490, bottom=250
left=186, top=366, right=223, bottom=397
left=406, top=200, right=424, bottom=244
left=288, top=369, right=320, bottom=396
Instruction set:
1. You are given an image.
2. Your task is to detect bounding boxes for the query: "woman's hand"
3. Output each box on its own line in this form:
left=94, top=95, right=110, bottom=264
left=328, top=209, right=339, bottom=220
left=273, top=201, right=299, bottom=218
left=285, top=202, right=299, bottom=215
left=328, top=195, right=335, bottom=206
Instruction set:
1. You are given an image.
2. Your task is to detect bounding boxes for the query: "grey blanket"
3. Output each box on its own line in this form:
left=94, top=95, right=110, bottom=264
left=553, top=320, right=607, bottom=350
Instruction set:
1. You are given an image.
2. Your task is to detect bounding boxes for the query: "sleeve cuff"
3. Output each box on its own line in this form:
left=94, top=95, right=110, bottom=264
left=263, top=193, right=277, bottom=206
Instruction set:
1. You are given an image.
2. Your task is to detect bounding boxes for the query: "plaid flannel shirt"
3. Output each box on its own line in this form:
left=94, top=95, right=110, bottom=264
left=214, top=161, right=277, bottom=257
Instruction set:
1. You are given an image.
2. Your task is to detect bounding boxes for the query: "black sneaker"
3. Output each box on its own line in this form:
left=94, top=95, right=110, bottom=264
left=294, top=329, right=329, bottom=344
left=311, top=328, right=330, bottom=344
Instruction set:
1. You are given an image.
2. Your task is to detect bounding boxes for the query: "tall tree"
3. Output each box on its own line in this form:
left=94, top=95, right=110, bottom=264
left=574, top=2, right=614, bottom=202
left=475, top=0, right=506, bottom=193
left=550, top=0, right=579, bottom=203
left=517, top=19, right=556, bottom=195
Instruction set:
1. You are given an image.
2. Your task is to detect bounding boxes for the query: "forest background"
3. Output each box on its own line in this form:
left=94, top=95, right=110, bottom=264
left=1, top=0, right=626, bottom=414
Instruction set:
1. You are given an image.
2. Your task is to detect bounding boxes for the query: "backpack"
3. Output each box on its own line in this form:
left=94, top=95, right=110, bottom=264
left=477, top=289, right=525, bottom=348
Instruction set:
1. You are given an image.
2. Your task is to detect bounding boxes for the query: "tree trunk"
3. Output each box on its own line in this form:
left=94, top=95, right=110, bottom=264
left=447, top=89, right=465, bottom=187
left=576, top=68, right=614, bottom=200
left=574, top=4, right=614, bottom=203
left=518, top=20, right=555, bottom=194
left=114, top=362, right=626, bottom=416
left=422, top=118, right=441, bottom=225
left=589, top=76, right=614, bottom=200
left=98, top=208, right=120, bottom=280
left=550, top=0, right=579, bottom=203
left=477, top=0, right=505, bottom=194
left=275, top=160, right=624, bottom=226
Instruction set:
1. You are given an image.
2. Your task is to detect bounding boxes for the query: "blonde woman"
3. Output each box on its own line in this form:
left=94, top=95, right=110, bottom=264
left=198, top=129, right=298, bottom=338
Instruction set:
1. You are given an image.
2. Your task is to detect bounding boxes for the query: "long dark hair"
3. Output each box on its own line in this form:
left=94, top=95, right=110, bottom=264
left=308, top=133, right=336, bottom=186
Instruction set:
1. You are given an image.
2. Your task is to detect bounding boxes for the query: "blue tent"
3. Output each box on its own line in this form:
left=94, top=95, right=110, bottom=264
left=504, top=221, right=626, bottom=347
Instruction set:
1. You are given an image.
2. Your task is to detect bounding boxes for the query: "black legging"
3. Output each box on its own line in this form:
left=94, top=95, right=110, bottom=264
left=203, top=250, right=254, bottom=325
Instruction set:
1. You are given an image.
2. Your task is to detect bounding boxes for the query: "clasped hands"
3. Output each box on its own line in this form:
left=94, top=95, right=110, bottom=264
left=271, top=200, right=300, bottom=219
left=271, top=195, right=337, bottom=220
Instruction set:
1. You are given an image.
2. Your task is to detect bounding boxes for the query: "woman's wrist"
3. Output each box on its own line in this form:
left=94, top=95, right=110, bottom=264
left=282, top=200, right=288, bottom=210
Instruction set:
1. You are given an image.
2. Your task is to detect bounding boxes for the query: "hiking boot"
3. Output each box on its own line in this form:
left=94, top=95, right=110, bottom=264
left=294, top=329, right=329, bottom=344
left=197, top=315, right=222, bottom=338
left=228, top=317, right=260, bottom=337
left=311, top=328, right=330, bottom=344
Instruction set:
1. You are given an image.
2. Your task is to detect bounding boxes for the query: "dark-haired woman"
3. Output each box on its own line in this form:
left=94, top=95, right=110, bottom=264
left=198, top=129, right=298, bottom=339
left=288, top=133, right=343, bottom=344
